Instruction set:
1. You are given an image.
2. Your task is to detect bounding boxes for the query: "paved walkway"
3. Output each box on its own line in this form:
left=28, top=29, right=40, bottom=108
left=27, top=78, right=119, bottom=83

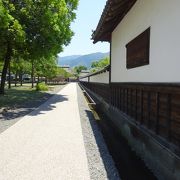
left=0, top=83, right=90, bottom=180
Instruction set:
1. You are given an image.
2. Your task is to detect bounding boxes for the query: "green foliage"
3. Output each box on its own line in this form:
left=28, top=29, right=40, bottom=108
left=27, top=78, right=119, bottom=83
left=35, top=56, right=58, bottom=79
left=20, top=0, right=79, bottom=60
left=11, top=58, right=31, bottom=75
left=91, top=57, right=110, bottom=72
left=36, top=82, right=48, bottom=91
left=57, top=67, right=72, bottom=78
left=0, top=0, right=78, bottom=93
left=0, top=61, right=3, bottom=71
left=0, top=1, right=25, bottom=60
left=73, top=65, right=87, bottom=75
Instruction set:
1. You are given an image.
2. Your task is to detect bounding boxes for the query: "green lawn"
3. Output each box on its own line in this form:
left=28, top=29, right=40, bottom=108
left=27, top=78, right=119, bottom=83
left=0, top=84, right=61, bottom=108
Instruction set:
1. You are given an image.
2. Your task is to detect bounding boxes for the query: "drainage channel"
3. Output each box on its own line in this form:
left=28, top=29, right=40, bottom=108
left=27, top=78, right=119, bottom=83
left=80, top=84, right=157, bottom=180
left=93, top=106, right=157, bottom=180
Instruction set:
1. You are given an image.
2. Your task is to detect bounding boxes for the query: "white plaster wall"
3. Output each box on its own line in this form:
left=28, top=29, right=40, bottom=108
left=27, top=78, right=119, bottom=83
left=80, top=77, right=88, bottom=82
left=111, top=0, right=180, bottom=82
left=89, top=72, right=109, bottom=83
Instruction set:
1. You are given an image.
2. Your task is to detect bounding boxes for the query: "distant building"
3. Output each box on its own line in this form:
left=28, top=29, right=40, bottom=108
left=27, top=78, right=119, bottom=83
left=79, top=65, right=109, bottom=83
left=79, top=70, right=90, bottom=77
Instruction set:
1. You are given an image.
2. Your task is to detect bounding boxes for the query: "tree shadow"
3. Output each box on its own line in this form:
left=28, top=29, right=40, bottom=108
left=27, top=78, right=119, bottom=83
left=0, top=93, right=68, bottom=120
left=0, top=108, right=36, bottom=121
left=0, top=90, right=67, bottom=134
left=28, top=94, right=68, bottom=116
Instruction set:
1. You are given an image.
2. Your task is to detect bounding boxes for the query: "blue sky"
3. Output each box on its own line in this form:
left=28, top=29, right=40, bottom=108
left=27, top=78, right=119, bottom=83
left=59, top=0, right=109, bottom=57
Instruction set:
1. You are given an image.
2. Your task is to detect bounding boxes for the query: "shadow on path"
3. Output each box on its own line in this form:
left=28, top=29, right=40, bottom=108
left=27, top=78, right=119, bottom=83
left=28, top=94, right=68, bottom=116
left=0, top=92, right=68, bottom=134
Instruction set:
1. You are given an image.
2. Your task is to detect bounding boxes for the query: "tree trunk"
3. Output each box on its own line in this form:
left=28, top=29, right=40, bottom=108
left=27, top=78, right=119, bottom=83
left=36, top=76, right=40, bottom=86
left=15, top=72, right=17, bottom=87
left=0, top=42, right=12, bottom=94
left=20, top=72, right=23, bottom=86
left=8, top=62, right=11, bottom=89
left=31, top=60, right=34, bottom=88
left=38, top=76, right=40, bottom=83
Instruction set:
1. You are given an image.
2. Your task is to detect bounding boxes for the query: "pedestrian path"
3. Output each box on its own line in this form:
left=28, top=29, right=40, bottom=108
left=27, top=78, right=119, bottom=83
left=0, top=83, right=90, bottom=180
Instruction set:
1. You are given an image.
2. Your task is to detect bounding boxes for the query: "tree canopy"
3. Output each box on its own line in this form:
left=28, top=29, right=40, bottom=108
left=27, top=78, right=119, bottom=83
left=91, top=57, right=109, bottom=72
left=57, top=67, right=72, bottom=79
left=0, top=1, right=25, bottom=59
left=0, top=0, right=78, bottom=94
left=19, top=0, right=78, bottom=59
left=73, top=65, right=87, bottom=75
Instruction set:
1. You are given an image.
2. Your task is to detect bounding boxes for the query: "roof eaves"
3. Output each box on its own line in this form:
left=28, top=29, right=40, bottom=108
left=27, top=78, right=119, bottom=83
left=92, top=0, right=137, bottom=43
left=79, top=65, right=110, bottom=79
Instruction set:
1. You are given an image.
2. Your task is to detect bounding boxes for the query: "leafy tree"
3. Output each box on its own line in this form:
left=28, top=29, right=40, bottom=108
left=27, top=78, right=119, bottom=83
left=0, top=1, right=25, bottom=94
left=21, top=0, right=78, bottom=87
left=74, top=65, right=87, bottom=75
left=0, top=0, right=78, bottom=93
left=57, top=67, right=72, bottom=79
left=91, top=57, right=109, bottom=72
left=35, top=56, right=58, bottom=82
left=0, top=61, right=3, bottom=72
left=11, top=58, right=31, bottom=86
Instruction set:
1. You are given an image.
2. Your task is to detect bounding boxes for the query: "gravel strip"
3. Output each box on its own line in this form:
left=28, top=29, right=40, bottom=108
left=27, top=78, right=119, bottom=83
left=77, top=84, right=120, bottom=180
left=0, top=84, right=66, bottom=134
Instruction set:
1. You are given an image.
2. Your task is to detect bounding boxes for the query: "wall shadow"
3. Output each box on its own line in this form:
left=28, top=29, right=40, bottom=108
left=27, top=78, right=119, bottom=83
left=84, top=109, right=120, bottom=180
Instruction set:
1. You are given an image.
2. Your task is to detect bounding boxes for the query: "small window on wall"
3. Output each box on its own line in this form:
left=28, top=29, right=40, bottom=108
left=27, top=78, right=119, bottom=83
left=126, top=27, right=150, bottom=69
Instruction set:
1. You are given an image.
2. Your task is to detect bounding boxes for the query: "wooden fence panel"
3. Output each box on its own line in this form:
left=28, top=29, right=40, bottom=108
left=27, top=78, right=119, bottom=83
left=80, top=82, right=180, bottom=149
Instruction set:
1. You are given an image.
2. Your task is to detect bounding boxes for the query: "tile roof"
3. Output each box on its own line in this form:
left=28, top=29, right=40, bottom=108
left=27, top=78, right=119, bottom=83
left=92, top=0, right=137, bottom=43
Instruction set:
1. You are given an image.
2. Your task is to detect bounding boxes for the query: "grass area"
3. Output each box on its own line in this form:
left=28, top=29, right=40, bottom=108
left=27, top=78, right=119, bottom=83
left=0, top=83, right=62, bottom=108
left=36, top=82, right=49, bottom=91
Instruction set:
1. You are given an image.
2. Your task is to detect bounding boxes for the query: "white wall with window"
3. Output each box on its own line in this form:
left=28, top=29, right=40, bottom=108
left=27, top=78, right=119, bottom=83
left=111, top=0, right=180, bottom=82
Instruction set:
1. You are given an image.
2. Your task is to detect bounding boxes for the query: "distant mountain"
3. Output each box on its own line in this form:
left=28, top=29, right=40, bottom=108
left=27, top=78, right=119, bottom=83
left=58, top=55, right=81, bottom=62
left=58, top=52, right=109, bottom=68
